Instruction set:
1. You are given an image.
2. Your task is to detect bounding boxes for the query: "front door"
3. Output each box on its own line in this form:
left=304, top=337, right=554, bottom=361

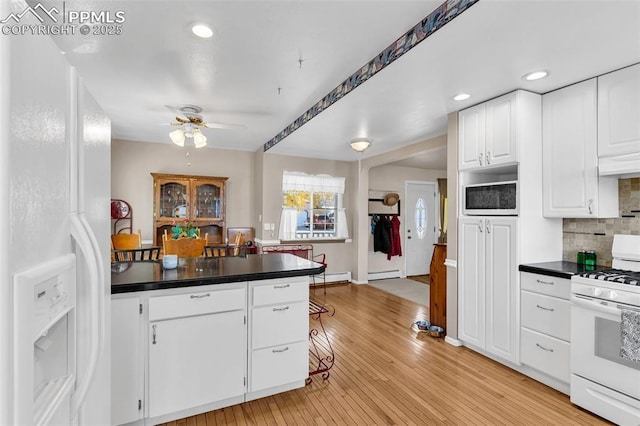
left=405, top=182, right=437, bottom=276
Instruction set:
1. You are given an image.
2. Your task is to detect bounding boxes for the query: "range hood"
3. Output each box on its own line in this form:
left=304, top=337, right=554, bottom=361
left=599, top=152, right=640, bottom=178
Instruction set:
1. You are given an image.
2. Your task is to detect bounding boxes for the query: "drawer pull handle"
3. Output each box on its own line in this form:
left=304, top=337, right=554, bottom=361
left=152, top=325, right=157, bottom=345
left=536, top=304, right=555, bottom=312
left=535, top=343, right=554, bottom=353
left=190, top=293, right=211, bottom=299
left=273, top=306, right=289, bottom=312
left=272, top=346, right=289, bottom=354
left=536, top=279, right=554, bottom=285
left=274, top=284, right=290, bottom=289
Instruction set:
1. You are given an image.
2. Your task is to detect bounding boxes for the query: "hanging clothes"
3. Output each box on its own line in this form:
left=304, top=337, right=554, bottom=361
left=388, top=215, right=402, bottom=260
left=373, top=215, right=391, bottom=254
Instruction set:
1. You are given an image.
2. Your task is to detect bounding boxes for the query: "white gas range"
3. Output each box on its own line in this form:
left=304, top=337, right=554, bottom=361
left=570, top=234, right=640, bottom=425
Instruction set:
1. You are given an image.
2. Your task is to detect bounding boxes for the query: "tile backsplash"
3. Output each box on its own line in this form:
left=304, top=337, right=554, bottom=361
left=563, top=178, right=640, bottom=266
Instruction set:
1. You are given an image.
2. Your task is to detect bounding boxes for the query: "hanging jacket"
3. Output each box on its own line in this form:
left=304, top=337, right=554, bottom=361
left=373, top=215, right=391, bottom=254
left=388, top=215, right=402, bottom=260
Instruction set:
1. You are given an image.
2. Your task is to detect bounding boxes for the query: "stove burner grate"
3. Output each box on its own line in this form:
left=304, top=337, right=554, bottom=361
left=578, top=269, right=640, bottom=286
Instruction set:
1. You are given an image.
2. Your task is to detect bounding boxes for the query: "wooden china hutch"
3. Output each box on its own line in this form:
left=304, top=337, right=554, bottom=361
left=151, top=173, right=228, bottom=246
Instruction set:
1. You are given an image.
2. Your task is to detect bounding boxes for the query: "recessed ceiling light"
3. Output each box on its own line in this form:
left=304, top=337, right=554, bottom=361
left=524, top=70, right=548, bottom=81
left=192, top=24, right=213, bottom=38
left=453, top=93, right=471, bottom=101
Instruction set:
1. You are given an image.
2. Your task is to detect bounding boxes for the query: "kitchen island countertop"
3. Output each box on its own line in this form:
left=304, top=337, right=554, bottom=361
left=519, top=261, right=604, bottom=279
left=111, top=253, right=325, bottom=294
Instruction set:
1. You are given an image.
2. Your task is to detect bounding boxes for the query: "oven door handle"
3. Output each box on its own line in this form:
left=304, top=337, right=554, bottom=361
left=571, top=294, right=640, bottom=316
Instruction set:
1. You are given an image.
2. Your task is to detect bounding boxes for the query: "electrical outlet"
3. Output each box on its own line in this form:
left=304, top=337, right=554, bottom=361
left=270, top=223, right=276, bottom=231
left=263, top=223, right=270, bottom=231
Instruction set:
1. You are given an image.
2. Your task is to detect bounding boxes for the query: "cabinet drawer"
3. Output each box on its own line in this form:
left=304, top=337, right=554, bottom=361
left=149, top=287, right=245, bottom=321
left=252, top=301, right=308, bottom=349
left=252, top=278, right=308, bottom=306
left=521, top=328, right=570, bottom=383
left=520, top=272, right=570, bottom=299
left=250, top=340, right=308, bottom=392
left=521, top=291, right=571, bottom=341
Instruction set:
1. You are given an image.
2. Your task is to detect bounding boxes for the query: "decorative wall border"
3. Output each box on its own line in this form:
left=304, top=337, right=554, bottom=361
left=263, top=0, right=480, bottom=152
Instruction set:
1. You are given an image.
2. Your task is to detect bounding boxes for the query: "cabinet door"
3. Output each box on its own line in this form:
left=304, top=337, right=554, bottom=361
left=192, top=179, right=224, bottom=221
left=148, top=309, right=245, bottom=419
left=458, top=218, right=485, bottom=347
left=155, top=178, right=190, bottom=221
left=485, top=92, right=518, bottom=167
left=111, top=298, right=143, bottom=426
left=543, top=79, right=598, bottom=217
left=484, top=218, right=518, bottom=364
left=459, top=103, right=485, bottom=170
left=598, top=63, right=640, bottom=156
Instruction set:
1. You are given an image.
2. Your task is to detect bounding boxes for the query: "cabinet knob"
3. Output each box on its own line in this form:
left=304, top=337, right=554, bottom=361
left=486, top=152, right=491, bottom=165
left=478, top=153, right=483, bottom=166
left=588, top=199, right=594, bottom=215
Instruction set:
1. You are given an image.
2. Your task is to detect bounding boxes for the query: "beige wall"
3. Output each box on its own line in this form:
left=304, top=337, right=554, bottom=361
left=445, top=112, right=459, bottom=340
left=111, top=139, right=254, bottom=242
left=368, top=164, right=446, bottom=276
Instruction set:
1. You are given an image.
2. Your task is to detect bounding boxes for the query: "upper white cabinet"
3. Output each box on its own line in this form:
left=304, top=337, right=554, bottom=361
left=458, top=217, right=519, bottom=365
left=459, top=91, right=521, bottom=170
left=542, top=79, right=618, bottom=218
left=598, top=63, right=640, bottom=157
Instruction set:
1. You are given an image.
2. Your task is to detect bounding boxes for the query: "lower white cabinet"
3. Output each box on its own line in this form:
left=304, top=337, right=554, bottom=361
left=520, top=272, right=572, bottom=386
left=458, top=217, right=518, bottom=364
left=249, top=278, right=309, bottom=394
left=148, top=309, right=245, bottom=418
left=111, top=297, right=143, bottom=426
left=111, top=277, right=309, bottom=425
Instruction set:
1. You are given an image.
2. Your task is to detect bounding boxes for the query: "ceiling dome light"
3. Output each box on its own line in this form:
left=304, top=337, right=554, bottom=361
left=453, top=93, right=471, bottom=101
left=524, top=70, right=548, bottom=81
left=349, top=138, right=371, bottom=153
left=192, top=24, right=213, bottom=38
left=193, top=130, right=207, bottom=148
left=169, top=129, right=185, bottom=147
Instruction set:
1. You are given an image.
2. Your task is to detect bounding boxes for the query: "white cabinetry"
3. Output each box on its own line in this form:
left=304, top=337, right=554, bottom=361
left=459, top=91, right=521, bottom=170
left=147, top=287, right=246, bottom=419
left=598, top=63, right=640, bottom=157
left=520, top=272, right=571, bottom=391
left=458, top=217, right=518, bottom=364
left=111, top=297, right=143, bottom=425
left=542, top=78, right=618, bottom=218
left=248, top=277, right=309, bottom=397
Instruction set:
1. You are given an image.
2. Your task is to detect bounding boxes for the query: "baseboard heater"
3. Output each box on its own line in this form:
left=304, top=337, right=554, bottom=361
left=367, top=269, right=402, bottom=280
left=307, top=272, right=351, bottom=284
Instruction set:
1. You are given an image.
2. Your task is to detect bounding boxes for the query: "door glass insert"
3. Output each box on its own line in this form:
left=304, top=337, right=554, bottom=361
left=195, top=184, right=221, bottom=219
left=415, top=197, right=426, bottom=239
left=159, top=182, right=188, bottom=218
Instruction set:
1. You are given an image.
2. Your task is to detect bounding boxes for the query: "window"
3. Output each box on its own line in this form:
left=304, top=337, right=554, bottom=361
left=280, top=172, right=349, bottom=240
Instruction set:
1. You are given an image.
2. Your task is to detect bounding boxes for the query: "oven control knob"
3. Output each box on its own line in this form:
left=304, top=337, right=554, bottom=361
left=593, top=288, right=602, bottom=297
left=608, top=290, right=618, bottom=300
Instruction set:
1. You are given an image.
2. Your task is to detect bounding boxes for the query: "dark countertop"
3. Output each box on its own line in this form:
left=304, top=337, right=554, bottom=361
left=519, top=261, right=604, bottom=279
left=111, top=253, right=325, bottom=294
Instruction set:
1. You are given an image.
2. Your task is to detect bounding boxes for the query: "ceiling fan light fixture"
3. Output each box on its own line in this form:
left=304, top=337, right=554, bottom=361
left=193, top=131, right=207, bottom=148
left=169, top=128, right=186, bottom=147
left=192, top=24, right=213, bottom=39
left=349, top=138, right=371, bottom=153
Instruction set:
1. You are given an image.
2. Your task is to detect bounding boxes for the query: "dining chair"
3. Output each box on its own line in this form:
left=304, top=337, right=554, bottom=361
left=203, top=245, right=229, bottom=257
left=111, top=229, right=142, bottom=250
left=112, top=247, right=161, bottom=262
left=163, top=230, right=207, bottom=258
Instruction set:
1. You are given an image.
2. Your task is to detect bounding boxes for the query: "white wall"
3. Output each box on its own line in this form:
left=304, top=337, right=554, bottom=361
left=111, top=139, right=254, bottom=242
left=368, top=164, right=446, bottom=276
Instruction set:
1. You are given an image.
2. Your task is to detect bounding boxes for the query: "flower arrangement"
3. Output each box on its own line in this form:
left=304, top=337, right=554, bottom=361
left=170, top=220, right=200, bottom=239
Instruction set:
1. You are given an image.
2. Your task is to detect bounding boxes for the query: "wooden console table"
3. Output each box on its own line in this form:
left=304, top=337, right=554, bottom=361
left=307, top=300, right=335, bottom=383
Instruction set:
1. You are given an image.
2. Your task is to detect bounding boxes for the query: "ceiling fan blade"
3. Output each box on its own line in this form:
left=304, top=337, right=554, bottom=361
left=202, top=122, right=247, bottom=130
left=164, top=105, right=189, bottom=121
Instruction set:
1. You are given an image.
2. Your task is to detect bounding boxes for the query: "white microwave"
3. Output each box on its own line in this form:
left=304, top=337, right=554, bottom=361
left=463, top=181, right=518, bottom=216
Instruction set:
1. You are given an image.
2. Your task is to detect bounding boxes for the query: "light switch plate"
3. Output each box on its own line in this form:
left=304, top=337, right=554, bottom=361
left=263, top=223, right=270, bottom=231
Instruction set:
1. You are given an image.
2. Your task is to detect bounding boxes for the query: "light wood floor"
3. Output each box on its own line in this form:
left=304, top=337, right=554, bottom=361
left=161, top=283, right=609, bottom=426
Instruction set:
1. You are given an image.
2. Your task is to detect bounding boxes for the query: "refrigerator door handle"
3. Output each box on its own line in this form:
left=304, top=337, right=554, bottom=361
left=69, top=213, right=102, bottom=419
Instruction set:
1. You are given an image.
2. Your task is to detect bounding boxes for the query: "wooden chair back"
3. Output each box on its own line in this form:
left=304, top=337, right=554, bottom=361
left=204, top=245, right=229, bottom=257
left=163, top=230, right=207, bottom=257
left=112, top=247, right=161, bottom=262
left=111, top=230, right=142, bottom=250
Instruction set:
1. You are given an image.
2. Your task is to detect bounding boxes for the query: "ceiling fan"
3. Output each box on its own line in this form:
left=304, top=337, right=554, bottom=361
left=165, top=104, right=246, bottom=148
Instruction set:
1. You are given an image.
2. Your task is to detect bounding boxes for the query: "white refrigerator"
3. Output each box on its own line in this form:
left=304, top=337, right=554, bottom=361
left=0, top=9, right=112, bottom=425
